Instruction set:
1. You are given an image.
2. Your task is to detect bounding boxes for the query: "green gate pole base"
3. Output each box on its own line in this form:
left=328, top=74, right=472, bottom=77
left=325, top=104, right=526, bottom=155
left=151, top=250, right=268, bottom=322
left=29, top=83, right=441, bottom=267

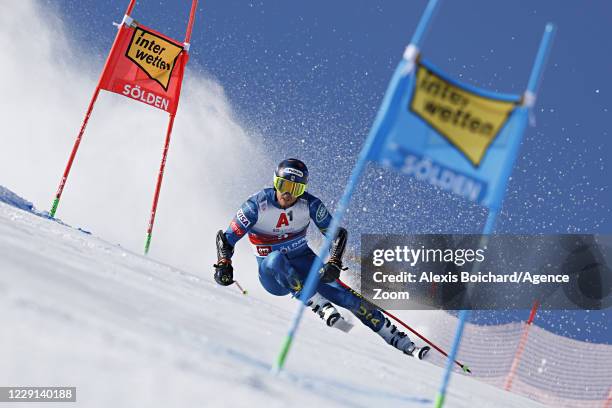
left=272, top=334, right=293, bottom=375
left=434, top=393, right=445, bottom=408
left=144, top=233, right=153, bottom=255
left=49, top=197, right=60, bottom=218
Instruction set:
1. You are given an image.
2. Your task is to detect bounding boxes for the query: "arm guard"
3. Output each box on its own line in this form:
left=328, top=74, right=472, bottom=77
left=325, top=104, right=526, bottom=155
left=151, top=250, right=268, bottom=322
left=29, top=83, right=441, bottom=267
left=329, top=227, right=348, bottom=266
left=216, top=230, right=234, bottom=262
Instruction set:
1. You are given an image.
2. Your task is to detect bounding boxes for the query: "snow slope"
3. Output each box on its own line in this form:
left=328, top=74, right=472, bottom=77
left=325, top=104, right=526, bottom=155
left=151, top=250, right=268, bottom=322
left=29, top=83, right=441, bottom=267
left=0, top=197, right=545, bottom=408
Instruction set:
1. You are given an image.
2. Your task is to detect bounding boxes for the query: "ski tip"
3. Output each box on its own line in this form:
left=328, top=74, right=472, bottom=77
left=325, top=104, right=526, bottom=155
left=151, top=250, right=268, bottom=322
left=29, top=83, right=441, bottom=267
left=418, top=346, right=431, bottom=360
left=462, top=364, right=471, bottom=374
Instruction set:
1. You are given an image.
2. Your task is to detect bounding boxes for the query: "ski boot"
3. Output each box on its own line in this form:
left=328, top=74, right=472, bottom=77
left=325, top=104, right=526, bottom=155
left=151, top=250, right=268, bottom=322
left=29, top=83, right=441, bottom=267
left=306, top=293, right=353, bottom=332
left=307, top=293, right=341, bottom=327
left=377, top=317, right=430, bottom=359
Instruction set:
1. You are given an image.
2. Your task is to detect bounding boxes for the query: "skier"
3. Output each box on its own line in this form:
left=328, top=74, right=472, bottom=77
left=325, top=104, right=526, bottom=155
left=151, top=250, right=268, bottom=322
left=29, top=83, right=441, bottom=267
left=213, top=158, right=429, bottom=359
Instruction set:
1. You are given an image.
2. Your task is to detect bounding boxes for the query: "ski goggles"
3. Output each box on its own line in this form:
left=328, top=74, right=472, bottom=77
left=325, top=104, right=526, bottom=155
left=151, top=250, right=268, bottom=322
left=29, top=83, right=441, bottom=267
left=274, top=176, right=307, bottom=197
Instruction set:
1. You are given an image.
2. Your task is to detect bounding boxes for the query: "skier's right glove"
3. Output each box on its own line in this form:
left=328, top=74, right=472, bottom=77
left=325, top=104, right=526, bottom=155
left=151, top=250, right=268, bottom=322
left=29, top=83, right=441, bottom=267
left=213, top=259, right=234, bottom=286
left=214, top=230, right=235, bottom=286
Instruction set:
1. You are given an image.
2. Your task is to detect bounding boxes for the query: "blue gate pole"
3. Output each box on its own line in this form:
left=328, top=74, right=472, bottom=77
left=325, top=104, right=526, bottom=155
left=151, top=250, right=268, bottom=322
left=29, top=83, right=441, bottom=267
left=272, top=0, right=442, bottom=375
left=433, top=23, right=556, bottom=408
left=527, top=23, right=556, bottom=94
left=433, top=209, right=497, bottom=408
left=410, top=0, right=440, bottom=46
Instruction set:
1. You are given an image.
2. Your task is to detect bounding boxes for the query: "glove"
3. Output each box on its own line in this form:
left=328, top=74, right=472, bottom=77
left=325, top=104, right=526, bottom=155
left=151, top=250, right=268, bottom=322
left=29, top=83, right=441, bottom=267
left=213, top=259, right=234, bottom=286
left=319, top=260, right=342, bottom=284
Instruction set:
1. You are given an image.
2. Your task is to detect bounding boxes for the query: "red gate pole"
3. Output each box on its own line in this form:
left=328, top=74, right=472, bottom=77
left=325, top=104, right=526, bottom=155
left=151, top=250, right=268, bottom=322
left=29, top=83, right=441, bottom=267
left=49, top=0, right=137, bottom=218
left=143, top=0, right=199, bottom=254
left=49, top=88, right=99, bottom=218
left=504, top=300, right=540, bottom=391
left=184, top=0, right=199, bottom=44
left=144, top=113, right=176, bottom=254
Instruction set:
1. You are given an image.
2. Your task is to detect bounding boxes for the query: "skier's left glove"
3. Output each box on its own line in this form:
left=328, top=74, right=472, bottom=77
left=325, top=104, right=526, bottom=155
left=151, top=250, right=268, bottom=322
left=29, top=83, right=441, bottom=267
left=213, top=259, right=234, bottom=286
left=319, top=260, right=342, bottom=284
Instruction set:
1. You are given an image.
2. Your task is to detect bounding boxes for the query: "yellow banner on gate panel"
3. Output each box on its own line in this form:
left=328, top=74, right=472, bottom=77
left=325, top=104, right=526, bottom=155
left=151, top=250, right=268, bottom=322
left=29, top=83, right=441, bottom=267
left=126, top=27, right=183, bottom=90
left=410, top=64, right=517, bottom=167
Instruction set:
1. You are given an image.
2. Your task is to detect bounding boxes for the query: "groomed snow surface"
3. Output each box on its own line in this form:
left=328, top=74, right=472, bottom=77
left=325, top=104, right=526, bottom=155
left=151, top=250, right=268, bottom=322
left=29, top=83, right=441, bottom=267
left=0, top=195, right=548, bottom=408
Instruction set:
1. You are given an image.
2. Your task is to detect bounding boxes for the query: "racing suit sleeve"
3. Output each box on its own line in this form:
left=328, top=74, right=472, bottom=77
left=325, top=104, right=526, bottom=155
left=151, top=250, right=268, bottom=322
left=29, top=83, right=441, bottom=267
left=223, top=196, right=259, bottom=248
left=307, top=194, right=347, bottom=265
left=308, top=195, right=332, bottom=234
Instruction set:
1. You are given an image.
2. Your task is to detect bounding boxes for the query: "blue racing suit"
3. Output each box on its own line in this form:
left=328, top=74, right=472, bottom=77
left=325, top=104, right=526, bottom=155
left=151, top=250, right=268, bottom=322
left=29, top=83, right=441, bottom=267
left=223, top=188, right=384, bottom=331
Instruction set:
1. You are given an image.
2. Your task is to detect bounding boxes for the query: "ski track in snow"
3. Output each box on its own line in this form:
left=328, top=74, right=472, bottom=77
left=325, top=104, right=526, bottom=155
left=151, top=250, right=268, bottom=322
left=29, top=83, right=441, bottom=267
left=0, top=201, right=544, bottom=408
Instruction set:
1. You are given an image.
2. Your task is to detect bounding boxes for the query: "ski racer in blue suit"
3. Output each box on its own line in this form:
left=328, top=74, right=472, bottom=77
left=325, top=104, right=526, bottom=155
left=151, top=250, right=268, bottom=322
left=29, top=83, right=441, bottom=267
left=213, top=158, right=429, bottom=359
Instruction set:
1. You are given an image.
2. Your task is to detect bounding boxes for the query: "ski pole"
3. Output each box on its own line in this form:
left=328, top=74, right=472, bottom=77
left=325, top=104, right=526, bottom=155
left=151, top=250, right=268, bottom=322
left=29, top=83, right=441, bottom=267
left=234, top=280, right=248, bottom=295
left=336, top=278, right=470, bottom=373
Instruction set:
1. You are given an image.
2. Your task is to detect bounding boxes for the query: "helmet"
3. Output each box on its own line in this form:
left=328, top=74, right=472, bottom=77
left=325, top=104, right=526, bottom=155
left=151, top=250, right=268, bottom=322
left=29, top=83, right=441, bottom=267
left=274, top=158, right=308, bottom=197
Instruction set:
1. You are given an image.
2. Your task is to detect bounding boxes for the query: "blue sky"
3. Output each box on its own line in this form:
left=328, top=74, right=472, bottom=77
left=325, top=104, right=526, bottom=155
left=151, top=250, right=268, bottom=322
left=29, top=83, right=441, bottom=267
left=50, top=0, right=611, bottom=341
left=56, top=0, right=611, bottom=232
